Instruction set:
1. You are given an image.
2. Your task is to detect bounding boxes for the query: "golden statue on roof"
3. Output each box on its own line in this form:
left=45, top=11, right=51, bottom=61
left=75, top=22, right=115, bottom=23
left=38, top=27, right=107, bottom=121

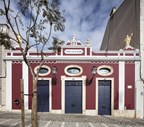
left=124, top=33, right=133, bottom=47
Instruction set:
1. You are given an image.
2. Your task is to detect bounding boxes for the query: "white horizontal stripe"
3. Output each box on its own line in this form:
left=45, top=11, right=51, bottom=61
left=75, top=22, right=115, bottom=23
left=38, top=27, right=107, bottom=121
left=102, top=123, right=109, bottom=127
left=44, top=121, right=51, bottom=127
left=0, top=119, right=11, bottom=124
left=89, top=123, right=94, bottom=127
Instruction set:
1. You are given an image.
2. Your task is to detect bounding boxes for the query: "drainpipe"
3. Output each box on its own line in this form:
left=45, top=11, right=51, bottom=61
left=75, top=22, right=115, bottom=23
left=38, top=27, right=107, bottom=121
left=140, top=0, right=144, bottom=119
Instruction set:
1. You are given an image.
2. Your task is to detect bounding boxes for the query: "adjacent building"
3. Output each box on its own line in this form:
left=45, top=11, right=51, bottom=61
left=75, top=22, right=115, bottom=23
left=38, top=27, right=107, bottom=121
left=101, top=0, right=144, bottom=118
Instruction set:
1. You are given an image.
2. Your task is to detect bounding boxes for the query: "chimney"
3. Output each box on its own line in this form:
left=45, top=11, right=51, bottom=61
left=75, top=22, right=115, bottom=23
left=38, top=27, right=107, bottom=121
left=110, top=7, right=116, bottom=17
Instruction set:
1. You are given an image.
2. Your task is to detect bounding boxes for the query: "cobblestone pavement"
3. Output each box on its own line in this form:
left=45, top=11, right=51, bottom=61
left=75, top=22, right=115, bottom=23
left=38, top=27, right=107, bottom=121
left=0, top=112, right=144, bottom=127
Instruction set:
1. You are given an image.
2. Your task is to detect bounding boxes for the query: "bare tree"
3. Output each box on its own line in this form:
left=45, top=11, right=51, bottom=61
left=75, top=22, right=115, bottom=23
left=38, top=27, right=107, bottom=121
left=0, top=0, right=65, bottom=126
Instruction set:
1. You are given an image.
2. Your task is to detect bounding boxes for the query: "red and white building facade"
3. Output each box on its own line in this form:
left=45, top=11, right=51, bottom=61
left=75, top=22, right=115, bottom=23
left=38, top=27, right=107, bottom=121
left=3, top=36, right=143, bottom=118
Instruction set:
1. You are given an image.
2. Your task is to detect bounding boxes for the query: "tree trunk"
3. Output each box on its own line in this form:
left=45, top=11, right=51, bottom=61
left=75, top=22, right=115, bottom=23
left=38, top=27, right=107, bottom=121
left=32, top=79, right=38, bottom=127
left=20, top=79, right=25, bottom=127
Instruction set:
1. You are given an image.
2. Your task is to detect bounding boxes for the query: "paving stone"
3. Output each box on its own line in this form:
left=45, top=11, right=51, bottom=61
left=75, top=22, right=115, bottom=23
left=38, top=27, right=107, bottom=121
left=0, top=112, right=144, bottom=127
left=64, top=122, right=76, bottom=127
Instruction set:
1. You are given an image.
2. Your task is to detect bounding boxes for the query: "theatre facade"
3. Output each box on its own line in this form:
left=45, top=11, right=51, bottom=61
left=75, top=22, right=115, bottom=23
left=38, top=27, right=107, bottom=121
left=4, top=36, right=142, bottom=118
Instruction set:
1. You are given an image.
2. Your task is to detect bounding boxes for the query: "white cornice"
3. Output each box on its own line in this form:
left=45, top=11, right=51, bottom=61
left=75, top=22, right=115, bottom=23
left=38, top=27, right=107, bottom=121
left=4, top=55, right=140, bottom=61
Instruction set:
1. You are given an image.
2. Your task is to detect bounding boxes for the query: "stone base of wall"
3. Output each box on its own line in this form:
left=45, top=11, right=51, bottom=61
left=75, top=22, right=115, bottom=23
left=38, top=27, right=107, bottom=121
left=0, top=105, right=6, bottom=111
left=135, top=110, right=144, bottom=119
left=112, top=110, right=135, bottom=118
left=51, top=110, right=62, bottom=114
left=84, top=110, right=96, bottom=116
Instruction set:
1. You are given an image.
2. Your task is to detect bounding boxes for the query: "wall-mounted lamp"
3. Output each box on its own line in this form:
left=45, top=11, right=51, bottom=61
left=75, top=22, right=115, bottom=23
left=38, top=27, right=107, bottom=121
left=87, top=66, right=97, bottom=85
left=52, top=66, right=57, bottom=84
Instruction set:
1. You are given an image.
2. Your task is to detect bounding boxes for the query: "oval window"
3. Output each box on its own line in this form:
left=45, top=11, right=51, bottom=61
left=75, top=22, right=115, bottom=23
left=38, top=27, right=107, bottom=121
left=67, top=67, right=80, bottom=74
left=39, top=68, right=49, bottom=74
left=34, top=65, right=51, bottom=76
left=97, top=65, right=113, bottom=76
left=65, top=65, right=83, bottom=76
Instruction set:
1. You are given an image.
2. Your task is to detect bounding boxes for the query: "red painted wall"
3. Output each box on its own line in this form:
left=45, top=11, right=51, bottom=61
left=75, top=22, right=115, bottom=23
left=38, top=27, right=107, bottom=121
left=125, top=63, right=135, bottom=109
left=28, top=62, right=119, bottom=110
left=12, top=61, right=22, bottom=109
left=52, top=63, right=62, bottom=109
left=84, top=64, right=96, bottom=109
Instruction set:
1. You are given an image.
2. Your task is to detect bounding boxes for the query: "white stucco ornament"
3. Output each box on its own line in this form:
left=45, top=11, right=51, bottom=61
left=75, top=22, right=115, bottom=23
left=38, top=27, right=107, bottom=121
left=86, top=39, right=91, bottom=47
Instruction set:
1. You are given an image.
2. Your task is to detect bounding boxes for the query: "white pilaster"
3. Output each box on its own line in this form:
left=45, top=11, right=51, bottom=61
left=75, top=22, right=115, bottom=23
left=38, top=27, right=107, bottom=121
left=135, top=61, right=144, bottom=118
left=22, top=61, right=28, bottom=110
left=140, top=0, right=144, bottom=80
left=119, top=61, right=125, bottom=110
left=140, top=0, right=144, bottom=118
left=6, top=61, right=12, bottom=110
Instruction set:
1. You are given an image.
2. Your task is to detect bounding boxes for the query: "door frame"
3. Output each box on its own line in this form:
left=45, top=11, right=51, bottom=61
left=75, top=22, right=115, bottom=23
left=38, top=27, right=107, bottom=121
left=96, top=78, right=114, bottom=115
left=61, top=76, right=86, bottom=114
left=38, top=78, right=52, bottom=112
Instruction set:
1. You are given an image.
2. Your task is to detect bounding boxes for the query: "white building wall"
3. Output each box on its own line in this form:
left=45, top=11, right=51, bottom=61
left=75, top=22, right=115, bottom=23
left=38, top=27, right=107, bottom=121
left=140, top=0, right=144, bottom=118
left=6, top=61, right=12, bottom=110
left=135, top=61, right=144, bottom=118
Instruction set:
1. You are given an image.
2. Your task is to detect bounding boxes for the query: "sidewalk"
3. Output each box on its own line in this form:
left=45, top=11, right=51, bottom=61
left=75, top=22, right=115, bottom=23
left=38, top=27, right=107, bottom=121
left=0, top=111, right=144, bottom=127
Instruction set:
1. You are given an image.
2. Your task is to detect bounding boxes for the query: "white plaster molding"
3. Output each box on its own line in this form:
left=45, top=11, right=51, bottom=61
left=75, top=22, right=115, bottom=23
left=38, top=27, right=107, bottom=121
left=22, top=61, right=28, bottom=110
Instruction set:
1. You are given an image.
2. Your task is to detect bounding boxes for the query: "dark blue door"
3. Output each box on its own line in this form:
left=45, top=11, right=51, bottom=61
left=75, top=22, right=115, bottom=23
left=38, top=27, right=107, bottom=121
left=37, top=80, right=49, bottom=112
left=98, top=80, right=111, bottom=115
left=65, top=81, right=82, bottom=113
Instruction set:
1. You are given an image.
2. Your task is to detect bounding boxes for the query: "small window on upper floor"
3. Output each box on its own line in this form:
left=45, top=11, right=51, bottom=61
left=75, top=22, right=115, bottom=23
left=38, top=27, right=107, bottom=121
left=97, top=65, right=113, bottom=76
left=34, top=65, right=51, bottom=76
left=65, top=65, right=83, bottom=76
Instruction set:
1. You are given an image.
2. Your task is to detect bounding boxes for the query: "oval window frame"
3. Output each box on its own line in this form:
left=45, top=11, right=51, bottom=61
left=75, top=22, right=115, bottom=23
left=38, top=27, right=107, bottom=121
left=65, top=65, right=83, bottom=76
left=97, top=65, right=113, bottom=76
left=34, top=65, right=51, bottom=76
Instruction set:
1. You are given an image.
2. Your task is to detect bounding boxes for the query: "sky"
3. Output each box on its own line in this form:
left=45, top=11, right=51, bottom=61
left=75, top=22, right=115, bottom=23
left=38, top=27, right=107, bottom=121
left=53, top=0, right=124, bottom=51
left=0, top=0, right=124, bottom=51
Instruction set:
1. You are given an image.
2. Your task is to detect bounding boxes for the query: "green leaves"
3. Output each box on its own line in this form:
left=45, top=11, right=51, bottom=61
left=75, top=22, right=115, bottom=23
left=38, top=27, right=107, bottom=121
left=42, top=7, right=65, bottom=32
left=48, top=37, right=65, bottom=52
left=0, top=32, right=12, bottom=49
left=0, top=0, right=65, bottom=51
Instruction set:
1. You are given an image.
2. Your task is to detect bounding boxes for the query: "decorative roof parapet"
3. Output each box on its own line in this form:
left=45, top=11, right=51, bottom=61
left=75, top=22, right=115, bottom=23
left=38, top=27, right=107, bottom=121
left=86, top=39, right=91, bottom=47
left=64, top=35, right=83, bottom=46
